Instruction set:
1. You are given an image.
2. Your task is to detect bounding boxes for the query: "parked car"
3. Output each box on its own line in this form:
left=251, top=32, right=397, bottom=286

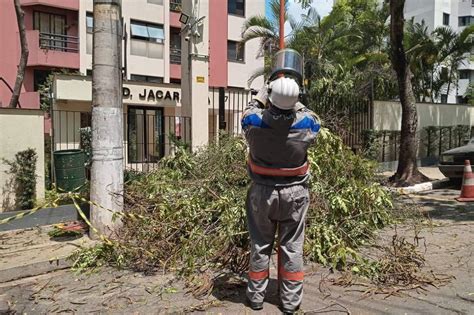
left=438, top=138, right=474, bottom=179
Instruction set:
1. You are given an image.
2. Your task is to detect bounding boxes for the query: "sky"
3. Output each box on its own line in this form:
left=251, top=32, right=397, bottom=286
left=265, top=0, right=334, bottom=35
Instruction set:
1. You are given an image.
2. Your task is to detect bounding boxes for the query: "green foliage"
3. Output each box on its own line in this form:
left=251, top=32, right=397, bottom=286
left=70, top=243, right=118, bottom=274
left=361, top=129, right=382, bottom=160
left=78, top=131, right=392, bottom=275
left=3, top=148, right=38, bottom=210
left=305, top=128, right=392, bottom=268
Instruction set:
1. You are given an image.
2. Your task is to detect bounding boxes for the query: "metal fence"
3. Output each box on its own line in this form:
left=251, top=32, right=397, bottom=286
left=207, top=89, right=374, bottom=151
left=208, top=87, right=252, bottom=140
left=312, top=94, right=374, bottom=150
left=361, top=125, right=474, bottom=162
left=51, top=110, right=191, bottom=174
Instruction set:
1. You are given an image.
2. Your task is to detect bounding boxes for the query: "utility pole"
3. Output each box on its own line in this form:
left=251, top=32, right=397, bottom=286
left=181, top=1, right=209, bottom=150
left=280, top=0, right=285, bottom=49
left=90, top=0, right=124, bottom=237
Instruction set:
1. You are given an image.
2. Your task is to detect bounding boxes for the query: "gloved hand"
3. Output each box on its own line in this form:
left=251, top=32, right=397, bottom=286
left=254, top=84, right=269, bottom=107
left=268, top=77, right=300, bottom=110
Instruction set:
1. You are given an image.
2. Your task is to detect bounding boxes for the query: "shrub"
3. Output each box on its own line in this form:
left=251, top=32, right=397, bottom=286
left=3, top=148, right=38, bottom=210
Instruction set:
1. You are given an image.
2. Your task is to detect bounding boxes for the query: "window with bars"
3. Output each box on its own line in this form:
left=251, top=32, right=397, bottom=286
left=33, top=11, right=67, bottom=51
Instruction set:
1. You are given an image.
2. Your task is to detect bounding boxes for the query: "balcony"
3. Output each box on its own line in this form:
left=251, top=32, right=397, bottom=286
left=170, top=0, right=182, bottom=12
left=20, top=0, right=79, bottom=11
left=26, top=30, right=80, bottom=69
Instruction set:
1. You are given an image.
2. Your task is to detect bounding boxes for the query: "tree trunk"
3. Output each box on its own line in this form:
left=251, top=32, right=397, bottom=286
left=90, top=0, right=124, bottom=238
left=9, top=0, right=29, bottom=108
left=389, top=0, right=426, bottom=186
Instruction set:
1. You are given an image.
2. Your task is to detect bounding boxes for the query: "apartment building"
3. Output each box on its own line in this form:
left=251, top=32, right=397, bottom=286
left=404, top=0, right=473, bottom=103
left=0, top=0, right=264, bottom=165
left=0, top=0, right=264, bottom=109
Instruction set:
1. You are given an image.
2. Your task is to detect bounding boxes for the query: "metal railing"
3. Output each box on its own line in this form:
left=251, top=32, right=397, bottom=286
left=170, top=0, right=182, bottom=12
left=51, top=110, right=191, bottom=175
left=208, top=87, right=252, bottom=141
left=170, top=47, right=181, bottom=64
left=39, top=32, right=79, bottom=52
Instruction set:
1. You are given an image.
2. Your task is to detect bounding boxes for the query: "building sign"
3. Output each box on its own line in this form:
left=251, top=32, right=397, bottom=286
left=122, top=85, right=181, bottom=105
left=196, top=76, right=205, bottom=83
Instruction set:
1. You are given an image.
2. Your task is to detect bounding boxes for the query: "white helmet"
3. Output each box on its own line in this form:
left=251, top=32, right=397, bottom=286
left=268, top=77, right=300, bottom=110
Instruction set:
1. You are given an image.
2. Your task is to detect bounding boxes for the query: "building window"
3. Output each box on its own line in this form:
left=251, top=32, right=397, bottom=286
left=128, top=107, right=165, bottom=163
left=228, top=0, right=245, bottom=16
left=130, top=20, right=164, bottom=59
left=34, top=11, right=67, bottom=51
left=443, top=13, right=449, bottom=26
left=459, top=16, right=473, bottom=26
left=131, top=74, right=164, bottom=83
left=170, top=0, right=182, bottom=12
left=147, top=0, right=163, bottom=4
left=457, top=96, right=468, bottom=104
left=86, top=13, right=93, bottom=33
left=228, top=40, right=245, bottom=62
left=459, top=70, right=470, bottom=80
left=86, top=13, right=93, bottom=54
left=170, top=78, right=181, bottom=84
left=33, top=70, right=52, bottom=91
left=130, top=20, right=164, bottom=43
left=170, top=27, right=181, bottom=64
left=441, top=94, right=448, bottom=104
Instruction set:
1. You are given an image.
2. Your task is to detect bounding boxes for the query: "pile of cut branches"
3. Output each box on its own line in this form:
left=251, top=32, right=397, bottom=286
left=334, top=232, right=453, bottom=297
left=73, top=130, right=394, bottom=280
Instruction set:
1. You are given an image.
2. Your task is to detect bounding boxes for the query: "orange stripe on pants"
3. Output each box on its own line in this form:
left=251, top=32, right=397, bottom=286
left=280, top=269, right=304, bottom=281
left=249, top=269, right=269, bottom=281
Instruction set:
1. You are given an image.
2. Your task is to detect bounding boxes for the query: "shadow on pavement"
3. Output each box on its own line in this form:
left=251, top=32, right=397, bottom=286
left=211, top=273, right=281, bottom=310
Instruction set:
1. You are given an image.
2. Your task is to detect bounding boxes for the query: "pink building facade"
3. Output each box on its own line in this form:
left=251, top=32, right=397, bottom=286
left=0, top=0, right=264, bottom=135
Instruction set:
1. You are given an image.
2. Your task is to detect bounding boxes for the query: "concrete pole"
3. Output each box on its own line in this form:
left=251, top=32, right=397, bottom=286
left=90, top=0, right=124, bottom=238
left=280, top=0, right=285, bottom=49
left=181, top=0, right=209, bottom=150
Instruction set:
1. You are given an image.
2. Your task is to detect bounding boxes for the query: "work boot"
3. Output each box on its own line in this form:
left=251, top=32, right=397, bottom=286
left=247, top=299, right=263, bottom=311
left=280, top=304, right=300, bottom=314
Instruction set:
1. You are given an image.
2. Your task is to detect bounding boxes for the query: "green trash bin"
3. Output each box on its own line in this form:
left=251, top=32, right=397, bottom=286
left=54, top=149, right=86, bottom=192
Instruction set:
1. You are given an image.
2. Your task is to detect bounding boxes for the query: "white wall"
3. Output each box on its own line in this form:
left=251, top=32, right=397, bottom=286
left=404, top=0, right=436, bottom=30
left=0, top=109, right=45, bottom=212
left=373, top=100, right=474, bottom=131
left=227, top=1, right=265, bottom=89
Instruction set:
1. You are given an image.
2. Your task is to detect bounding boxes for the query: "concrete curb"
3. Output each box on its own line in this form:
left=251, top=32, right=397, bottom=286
left=388, top=178, right=451, bottom=195
left=0, top=257, right=72, bottom=283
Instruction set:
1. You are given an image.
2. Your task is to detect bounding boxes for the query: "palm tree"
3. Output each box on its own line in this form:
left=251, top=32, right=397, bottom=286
left=241, top=0, right=311, bottom=86
left=434, top=25, right=474, bottom=101
left=405, top=22, right=474, bottom=103
left=404, top=20, right=438, bottom=102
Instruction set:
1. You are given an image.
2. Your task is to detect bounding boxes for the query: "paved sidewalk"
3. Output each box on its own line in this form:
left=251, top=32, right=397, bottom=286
left=0, top=190, right=473, bottom=314
left=379, top=166, right=446, bottom=181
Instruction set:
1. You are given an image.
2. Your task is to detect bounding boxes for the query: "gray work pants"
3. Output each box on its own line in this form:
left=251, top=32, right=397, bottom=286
left=246, top=182, right=309, bottom=311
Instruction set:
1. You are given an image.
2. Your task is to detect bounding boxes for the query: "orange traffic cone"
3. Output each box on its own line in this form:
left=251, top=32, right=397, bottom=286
left=456, top=160, right=474, bottom=202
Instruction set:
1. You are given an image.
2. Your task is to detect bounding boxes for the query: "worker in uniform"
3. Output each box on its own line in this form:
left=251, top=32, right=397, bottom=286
left=241, top=49, right=320, bottom=314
